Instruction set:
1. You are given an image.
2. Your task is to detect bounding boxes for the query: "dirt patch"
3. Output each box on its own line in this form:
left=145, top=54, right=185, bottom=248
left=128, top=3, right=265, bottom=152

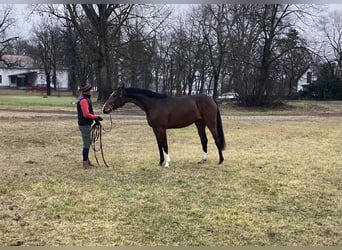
left=0, top=104, right=146, bottom=122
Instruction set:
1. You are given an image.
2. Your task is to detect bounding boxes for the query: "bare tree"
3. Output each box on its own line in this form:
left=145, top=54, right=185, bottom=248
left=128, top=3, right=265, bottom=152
left=318, top=9, right=342, bottom=79
left=221, top=4, right=313, bottom=106
left=0, top=5, right=19, bottom=59
left=182, top=12, right=207, bottom=96
left=67, top=4, right=135, bottom=101
left=222, top=5, right=262, bottom=103
left=26, top=3, right=318, bottom=105
left=30, top=18, right=55, bottom=96
left=33, top=4, right=135, bottom=100
left=32, top=4, right=171, bottom=101
left=200, top=5, right=229, bottom=99
left=277, top=28, right=313, bottom=97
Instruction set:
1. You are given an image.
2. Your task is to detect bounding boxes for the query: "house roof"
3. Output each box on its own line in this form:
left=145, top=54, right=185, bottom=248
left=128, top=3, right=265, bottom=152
left=0, top=54, right=35, bottom=68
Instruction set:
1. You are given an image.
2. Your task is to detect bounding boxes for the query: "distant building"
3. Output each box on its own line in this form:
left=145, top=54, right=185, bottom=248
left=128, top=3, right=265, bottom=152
left=0, top=54, right=68, bottom=90
left=297, top=68, right=317, bottom=92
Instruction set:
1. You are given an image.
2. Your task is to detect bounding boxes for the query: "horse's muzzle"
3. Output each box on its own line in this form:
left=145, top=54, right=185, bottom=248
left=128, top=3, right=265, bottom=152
left=102, top=105, right=112, bottom=114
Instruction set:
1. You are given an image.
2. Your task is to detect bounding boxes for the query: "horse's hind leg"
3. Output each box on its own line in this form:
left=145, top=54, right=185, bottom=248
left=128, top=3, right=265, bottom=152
left=195, top=120, right=208, bottom=164
left=206, top=121, right=224, bottom=164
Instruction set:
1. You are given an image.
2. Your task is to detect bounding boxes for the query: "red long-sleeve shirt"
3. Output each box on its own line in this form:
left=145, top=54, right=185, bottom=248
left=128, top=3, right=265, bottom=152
left=79, top=98, right=98, bottom=120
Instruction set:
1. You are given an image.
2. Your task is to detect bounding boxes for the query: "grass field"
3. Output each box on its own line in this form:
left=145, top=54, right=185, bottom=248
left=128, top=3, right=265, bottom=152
left=1, top=94, right=342, bottom=116
left=0, top=97, right=341, bottom=246
left=0, top=95, right=77, bottom=109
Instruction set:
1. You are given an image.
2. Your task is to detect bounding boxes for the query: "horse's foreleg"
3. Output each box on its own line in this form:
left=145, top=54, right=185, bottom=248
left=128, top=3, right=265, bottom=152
left=161, top=136, right=170, bottom=168
left=195, top=120, right=208, bottom=164
left=153, top=128, right=170, bottom=168
left=156, top=140, right=164, bottom=166
left=164, top=150, right=170, bottom=168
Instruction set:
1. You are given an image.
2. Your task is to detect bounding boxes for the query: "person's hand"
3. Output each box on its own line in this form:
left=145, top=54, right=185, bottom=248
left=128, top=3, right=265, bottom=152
left=95, top=116, right=103, bottom=124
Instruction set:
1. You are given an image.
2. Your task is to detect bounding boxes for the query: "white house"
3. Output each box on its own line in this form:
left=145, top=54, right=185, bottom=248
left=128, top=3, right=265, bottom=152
left=297, top=68, right=317, bottom=92
left=0, top=54, right=68, bottom=90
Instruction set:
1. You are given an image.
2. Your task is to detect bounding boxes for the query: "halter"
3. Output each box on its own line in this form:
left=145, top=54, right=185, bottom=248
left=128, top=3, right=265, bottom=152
left=103, top=102, right=114, bottom=114
left=106, top=88, right=124, bottom=113
left=103, top=92, right=119, bottom=113
left=108, top=103, right=116, bottom=112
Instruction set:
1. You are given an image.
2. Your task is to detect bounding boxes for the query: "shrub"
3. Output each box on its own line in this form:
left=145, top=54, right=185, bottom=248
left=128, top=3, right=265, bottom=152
left=300, top=78, right=342, bottom=100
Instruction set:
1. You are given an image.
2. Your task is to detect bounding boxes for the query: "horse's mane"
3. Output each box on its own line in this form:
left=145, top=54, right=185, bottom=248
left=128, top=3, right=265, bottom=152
left=125, top=87, right=168, bottom=99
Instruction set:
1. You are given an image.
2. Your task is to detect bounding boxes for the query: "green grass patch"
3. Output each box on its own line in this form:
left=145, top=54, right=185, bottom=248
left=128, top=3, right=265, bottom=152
left=1, top=94, right=342, bottom=116
left=0, top=95, right=78, bottom=109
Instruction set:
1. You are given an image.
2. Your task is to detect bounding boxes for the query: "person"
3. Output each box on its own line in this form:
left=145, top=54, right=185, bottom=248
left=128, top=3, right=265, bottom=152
left=77, top=83, right=103, bottom=169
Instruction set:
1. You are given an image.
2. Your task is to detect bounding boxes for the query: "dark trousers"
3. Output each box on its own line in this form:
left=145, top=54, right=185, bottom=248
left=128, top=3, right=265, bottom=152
left=79, top=125, right=91, bottom=161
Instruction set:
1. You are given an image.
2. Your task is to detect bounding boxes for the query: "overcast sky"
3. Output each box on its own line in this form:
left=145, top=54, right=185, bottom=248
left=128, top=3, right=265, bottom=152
left=7, top=3, right=342, bottom=40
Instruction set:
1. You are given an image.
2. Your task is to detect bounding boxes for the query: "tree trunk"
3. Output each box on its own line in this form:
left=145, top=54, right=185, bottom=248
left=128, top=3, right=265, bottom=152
left=46, top=71, right=51, bottom=96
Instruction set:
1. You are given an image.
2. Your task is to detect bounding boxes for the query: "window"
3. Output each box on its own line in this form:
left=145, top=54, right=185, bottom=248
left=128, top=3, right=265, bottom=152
left=0, top=75, right=2, bottom=84
left=11, top=76, right=16, bottom=84
left=307, top=71, right=312, bottom=84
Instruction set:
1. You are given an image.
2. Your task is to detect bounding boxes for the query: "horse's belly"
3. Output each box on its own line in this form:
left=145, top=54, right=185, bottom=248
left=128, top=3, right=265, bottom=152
left=168, top=119, right=194, bottom=128
left=167, top=110, right=200, bottom=128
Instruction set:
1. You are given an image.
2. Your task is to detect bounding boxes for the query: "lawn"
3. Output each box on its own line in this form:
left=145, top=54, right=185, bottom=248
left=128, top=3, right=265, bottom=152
left=1, top=94, right=342, bottom=116
left=0, top=103, right=341, bottom=246
left=0, top=95, right=78, bottom=109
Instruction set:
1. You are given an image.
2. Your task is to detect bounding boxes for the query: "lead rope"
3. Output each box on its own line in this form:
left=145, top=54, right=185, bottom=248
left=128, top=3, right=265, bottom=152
left=90, top=114, right=113, bottom=168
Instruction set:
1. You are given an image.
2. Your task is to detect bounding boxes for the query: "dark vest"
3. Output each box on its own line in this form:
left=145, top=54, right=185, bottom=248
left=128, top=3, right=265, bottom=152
left=77, top=94, right=94, bottom=126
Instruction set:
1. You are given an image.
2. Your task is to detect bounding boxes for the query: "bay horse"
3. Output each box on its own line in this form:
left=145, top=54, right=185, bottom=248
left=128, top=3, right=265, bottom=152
left=102, top=85, right=226, bottom=168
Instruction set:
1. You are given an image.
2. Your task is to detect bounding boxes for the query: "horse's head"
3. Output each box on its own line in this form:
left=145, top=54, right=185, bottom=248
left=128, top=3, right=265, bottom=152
left=102, top=84, right=126, bottom=114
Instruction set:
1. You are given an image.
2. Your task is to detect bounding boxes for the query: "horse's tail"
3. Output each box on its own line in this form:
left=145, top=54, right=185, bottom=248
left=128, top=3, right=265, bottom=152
left=216, top=107, right=226, bottom=150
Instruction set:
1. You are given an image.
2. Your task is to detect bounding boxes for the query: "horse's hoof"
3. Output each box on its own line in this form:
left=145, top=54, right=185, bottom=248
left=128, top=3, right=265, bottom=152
left=198, top=159, right=207, bottom=164
left=218, top=160, right=224, bottom=164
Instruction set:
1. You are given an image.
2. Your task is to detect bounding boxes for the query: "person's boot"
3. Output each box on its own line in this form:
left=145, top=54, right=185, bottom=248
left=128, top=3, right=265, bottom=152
left=83, top=159, right=95, bottom=169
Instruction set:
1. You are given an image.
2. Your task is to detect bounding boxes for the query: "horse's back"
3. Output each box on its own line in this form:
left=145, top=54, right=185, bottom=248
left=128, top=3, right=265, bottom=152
left=188, top=95, right=218, bottom=127
left=191, top=94, right=218, bottom=111
left=172, top=94, right=217, bottom=116
left=190, top=94, right=213, bottom=102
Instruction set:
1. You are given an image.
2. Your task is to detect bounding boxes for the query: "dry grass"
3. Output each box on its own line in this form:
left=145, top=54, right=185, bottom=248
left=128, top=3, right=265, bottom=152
left=219, top=100, right=342, bottom=116
left=0, top=109, right=341, bottom=246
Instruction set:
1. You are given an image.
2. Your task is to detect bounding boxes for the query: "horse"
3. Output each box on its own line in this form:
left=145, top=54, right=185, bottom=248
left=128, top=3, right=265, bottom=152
left=102, top=84, right=226, bottom=168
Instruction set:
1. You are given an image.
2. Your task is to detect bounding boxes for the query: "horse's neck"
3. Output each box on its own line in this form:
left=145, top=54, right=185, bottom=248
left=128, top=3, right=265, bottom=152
left=124, top=94, right=153, bottom=113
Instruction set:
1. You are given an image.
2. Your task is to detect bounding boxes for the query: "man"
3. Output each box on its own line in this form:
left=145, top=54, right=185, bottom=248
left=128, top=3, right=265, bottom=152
left=77, top=83, right=103, bottom=169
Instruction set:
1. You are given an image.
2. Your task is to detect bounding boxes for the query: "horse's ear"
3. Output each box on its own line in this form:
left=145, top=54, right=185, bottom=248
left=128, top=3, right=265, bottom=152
left=117, top=84, right=125, bottom=97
